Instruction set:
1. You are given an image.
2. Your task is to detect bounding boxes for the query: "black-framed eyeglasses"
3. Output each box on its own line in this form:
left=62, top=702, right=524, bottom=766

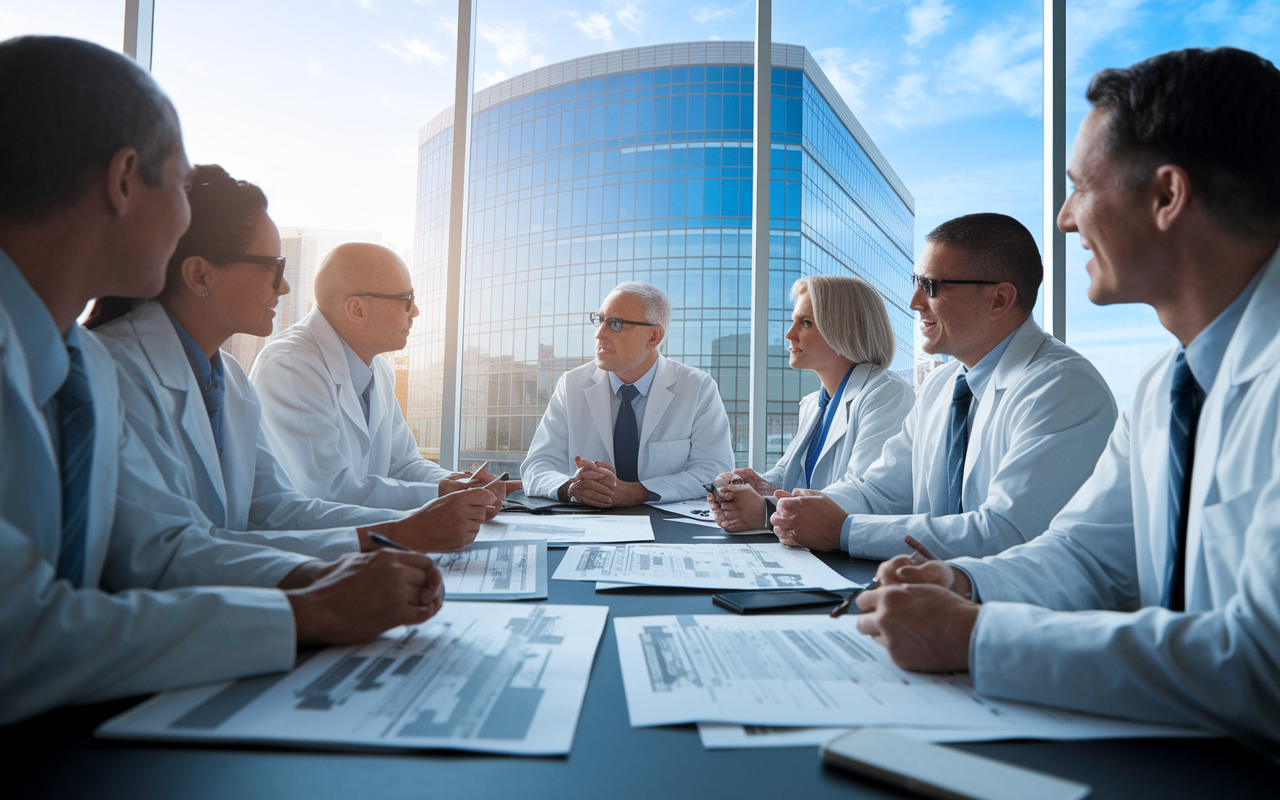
left=208, top=254, right=287, bottom=290
left=910, top=274, right=1000, bottom=298
left=353, top=290, right=416, bottom=312
left=589, top=312, right=658, bottom=332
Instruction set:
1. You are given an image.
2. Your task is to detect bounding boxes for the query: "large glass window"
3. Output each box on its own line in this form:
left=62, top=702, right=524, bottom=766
left=1064, top=3, right=1280, bottom=408
left=0, top=1, right=126, bottom=50
left=149, top=1, right=456, bottom=457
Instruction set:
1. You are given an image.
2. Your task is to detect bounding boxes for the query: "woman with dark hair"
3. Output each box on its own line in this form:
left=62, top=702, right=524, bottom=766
left=90, top=165, right=495, bottom=556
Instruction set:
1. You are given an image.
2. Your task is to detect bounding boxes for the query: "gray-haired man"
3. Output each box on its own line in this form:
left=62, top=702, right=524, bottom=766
left=521, top=282, right=735, bottom=507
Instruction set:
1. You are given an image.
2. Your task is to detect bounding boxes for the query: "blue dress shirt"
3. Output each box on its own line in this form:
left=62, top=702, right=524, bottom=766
left=165, top=311, right=226, bottom=452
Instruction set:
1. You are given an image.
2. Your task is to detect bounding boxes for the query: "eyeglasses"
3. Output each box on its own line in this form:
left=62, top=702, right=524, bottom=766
left=353, top=290, right=416, bottom=312
left=209, top=254, right=287, bottom=290
left=589, top=312, right=658, bottom=332
left=910, top=274, right=1000, bottom=298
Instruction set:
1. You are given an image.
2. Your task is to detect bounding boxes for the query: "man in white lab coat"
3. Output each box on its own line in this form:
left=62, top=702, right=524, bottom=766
left=855, top=47, right=1280, bottom=746
left=771, top=214, right=1117, bottom=560
left=0, top=36, right=444, bottom=725
left=521, top=282, right=735, bottom=506
left=251, top=243, right=514, bottom=511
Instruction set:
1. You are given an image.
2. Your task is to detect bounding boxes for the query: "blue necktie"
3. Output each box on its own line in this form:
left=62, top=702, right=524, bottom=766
left=945, top=372, right=973, bottom=516
left=803, top=388, right=832, bottom=489
left=361, top=373, right=374, bottom=425
left=203, top=353, right=225, bottom=452
left=614, top=383, right=640, bottom=482
left=56, top=345, right=95, bottom=588
left=1162, top=351, right=1204, bottom=611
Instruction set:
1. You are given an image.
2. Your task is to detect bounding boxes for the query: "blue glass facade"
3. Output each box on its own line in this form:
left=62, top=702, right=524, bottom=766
left=407, top=45, right=914, bottom=475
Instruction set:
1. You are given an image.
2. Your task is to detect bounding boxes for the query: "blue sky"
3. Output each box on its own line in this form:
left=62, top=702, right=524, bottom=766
left=5, top=0, right=1280, bottom=404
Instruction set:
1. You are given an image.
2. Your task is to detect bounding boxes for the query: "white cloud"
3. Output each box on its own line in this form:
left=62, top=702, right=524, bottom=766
left=813, top=47, right=877, bottom=113
left=1065, top=0, right=1146, bottom=68
left=436, top=16, right=458, bottom=37
left=884, top=71, right=931, bottom=128
left=615, top=2, right=644, bottom=33
left=376, top=37, right=447, bottom=64
left=478, top=70, right=511, bottom=90
left=947, top=18, right=1042, bottom=113
left=307, top=60, right=324, bottom=77
left=691, top=5, right=735, bottom=23
left=479, top=21, right=546, bottom=70
left=904, top=0, right=953, bottom=46
left=574, top=12, right=615, bottom=42
left=356, top=0, right=376, bottom=10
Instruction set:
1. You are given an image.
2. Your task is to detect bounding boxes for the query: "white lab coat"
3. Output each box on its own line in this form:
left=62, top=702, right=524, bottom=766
left=0, top=266, right=306, bottom=724
left=250, top=309, right=452, bottom=510
left=761, top=364, right=914, bottom=492
left=824, top=317, right=1117, bottom=560
left=521, top=354, right=735, bottom=501
left=95, top=301, right=399, bottom=560
left=953, top=248, right=1280, bottom=745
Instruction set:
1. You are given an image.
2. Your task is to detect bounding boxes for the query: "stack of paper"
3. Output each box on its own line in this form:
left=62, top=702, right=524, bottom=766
left=552, top=542, right=858, bottom=591
left=611, top=614, right=1209, bottom=748
left=99, top=602, right=610, bottom=756
left=475, top=512, right=654, bottom=546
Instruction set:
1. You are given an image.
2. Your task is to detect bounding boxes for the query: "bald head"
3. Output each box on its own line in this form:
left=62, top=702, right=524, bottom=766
left=314, top=242, right=418, bottom=363
left=314, top=242, right=409, bottom=315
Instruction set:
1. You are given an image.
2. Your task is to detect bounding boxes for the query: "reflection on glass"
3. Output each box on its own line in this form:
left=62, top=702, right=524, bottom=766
left=410, top=43, right=914, bottom=475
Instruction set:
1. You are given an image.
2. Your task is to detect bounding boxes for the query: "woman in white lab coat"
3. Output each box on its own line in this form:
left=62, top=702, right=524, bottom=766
left=87, top=165, right=491, bottom=556
left=710, top=275, right=914, bottom=532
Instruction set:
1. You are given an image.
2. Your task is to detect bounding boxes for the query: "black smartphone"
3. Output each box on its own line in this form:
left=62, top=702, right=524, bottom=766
left=712, top=590, right=845, bottom=614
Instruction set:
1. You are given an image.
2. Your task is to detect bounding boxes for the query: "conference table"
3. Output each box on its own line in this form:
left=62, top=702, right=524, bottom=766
left=9, top=506, right=1280, bottom=799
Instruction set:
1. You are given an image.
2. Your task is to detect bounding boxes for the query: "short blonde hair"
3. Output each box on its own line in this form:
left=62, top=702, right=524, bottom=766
left=791, top=275, right=895, bottom=369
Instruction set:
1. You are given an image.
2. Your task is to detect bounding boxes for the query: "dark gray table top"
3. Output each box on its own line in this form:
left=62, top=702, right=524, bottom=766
left=9, top=506, right=1279, bottom=799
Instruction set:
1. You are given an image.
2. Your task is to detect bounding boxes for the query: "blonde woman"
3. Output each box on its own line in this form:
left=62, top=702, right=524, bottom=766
left=710, top=275, right=914, bottom=532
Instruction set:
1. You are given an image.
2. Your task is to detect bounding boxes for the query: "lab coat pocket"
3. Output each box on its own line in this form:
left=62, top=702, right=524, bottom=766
left=1198, top=484, right=1263, bottom=571
left=647, top=438, right=693, bottom=474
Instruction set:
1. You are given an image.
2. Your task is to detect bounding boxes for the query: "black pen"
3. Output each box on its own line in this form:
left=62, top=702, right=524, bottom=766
left=368, top=532, right=409, bottom=551
left=904, top=534, right=940, bottom=564
left=830, top=579, right=878, bottom=618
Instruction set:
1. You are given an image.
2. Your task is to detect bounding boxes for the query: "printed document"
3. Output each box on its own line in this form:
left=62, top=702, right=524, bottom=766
left=476, top=513, right=654, bottom=546
left=696, top=720, right=1209, bottom=749
left=98, top=603, right=609, bottom=756
left=553, top=543, right=857, bottom=591
left=428, top=540, right=547, bottom=600
left=649, top=498, right=717, bottom=521
left=614, top=614, right=1212, bottom=736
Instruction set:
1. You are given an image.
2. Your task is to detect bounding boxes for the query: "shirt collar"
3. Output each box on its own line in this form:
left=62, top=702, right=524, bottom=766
left=608, top=354, right=660, bottom=396
left=961, top=326, right=1018, bottom=402
left=340, top=334, right=374, bottom=395
left=165, top=309, right=223, bottom=392
left=0, top=246, right=71, bottom=409
left=1182, top=265, right=1265, bottom=393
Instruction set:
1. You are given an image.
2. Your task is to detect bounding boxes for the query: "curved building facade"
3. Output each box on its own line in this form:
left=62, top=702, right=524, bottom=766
left=407, top=41, right=915, bottom=475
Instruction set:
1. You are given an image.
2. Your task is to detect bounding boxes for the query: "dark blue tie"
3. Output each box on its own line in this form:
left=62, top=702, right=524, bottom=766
left=56, top=345, right=95, bottom=588
left=945, top=372, right=973, bottom=516
left=614, top=383, right=640, bottom=482
left=1162, top=351, right=1204, bottom=611
left=361, top=372, right=374, bottom=425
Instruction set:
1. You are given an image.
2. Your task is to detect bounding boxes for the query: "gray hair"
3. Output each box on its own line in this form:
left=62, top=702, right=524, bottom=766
left=607, top=281, right=671, bottom=333
left=791, top=275, right=896, bottom=369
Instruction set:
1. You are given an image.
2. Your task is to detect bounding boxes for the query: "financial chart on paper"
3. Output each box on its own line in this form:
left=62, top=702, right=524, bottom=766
left=99, top=603, right=608, bottom=755
left=554, top=543, right=857, bottom=590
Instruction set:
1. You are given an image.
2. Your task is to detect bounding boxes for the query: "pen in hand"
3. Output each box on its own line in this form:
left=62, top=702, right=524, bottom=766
left=830, top=579, right=878, bottom=618
left=368, top=532, right=410, bottom=551
left=831, top=536, right=941, bottom=618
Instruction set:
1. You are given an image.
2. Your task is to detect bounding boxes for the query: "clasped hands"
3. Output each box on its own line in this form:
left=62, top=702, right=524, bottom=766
left=706, top=468, right=776, bottom=531
left=560, top=456, right=650, bottom=508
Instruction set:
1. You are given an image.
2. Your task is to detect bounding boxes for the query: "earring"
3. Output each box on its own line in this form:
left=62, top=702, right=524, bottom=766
left=202, top=292, right=209, bottom=298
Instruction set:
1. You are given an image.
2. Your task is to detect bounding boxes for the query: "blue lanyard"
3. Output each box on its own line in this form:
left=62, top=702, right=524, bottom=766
left=804, top=364, right=856, bottom=489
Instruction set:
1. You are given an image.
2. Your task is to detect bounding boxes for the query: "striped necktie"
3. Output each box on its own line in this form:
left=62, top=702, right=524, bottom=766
left=55, top=345, right=95, bottom=588
left=945, top=372, right=973, bottom=516
left=1162, top=351, right=1204, bottom=611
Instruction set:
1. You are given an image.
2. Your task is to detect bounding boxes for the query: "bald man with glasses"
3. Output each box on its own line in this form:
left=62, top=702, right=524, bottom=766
left=771, top=213, right=1118, bottom=562
left=521, top=281, right=735, bottom=507
left=251, top=243, right=515, bottom=513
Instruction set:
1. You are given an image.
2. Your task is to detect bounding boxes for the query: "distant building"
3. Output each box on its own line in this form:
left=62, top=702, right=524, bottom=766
left=407, top=42, right=915, bottom=474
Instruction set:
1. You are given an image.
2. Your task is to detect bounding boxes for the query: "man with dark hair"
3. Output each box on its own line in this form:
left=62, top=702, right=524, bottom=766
left=855, top=47, right=1280, bottom=745
left=771, top=213, right=1116, bottom=561
left=0, top=36, right=446, bottom=725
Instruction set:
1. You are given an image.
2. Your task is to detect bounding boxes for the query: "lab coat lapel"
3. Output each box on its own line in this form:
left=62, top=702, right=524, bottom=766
left=1184, top=250, right=1280, bottom=608
left=817, top=364, right=868, bottom=467
left=218, top=374, right=259, bottom=526
left=639, top=355, right=674, bottom=451
left=308, top=310, right=371, bottom=453
left=962, top=319, right=1038, bottom=487
left=585, top=367, right=616, bottom=462
left=787, top=393, right=823, bottom=489
left=133, top=302, right=228, bottom=518
left=80, top=331, right=119, bottom=586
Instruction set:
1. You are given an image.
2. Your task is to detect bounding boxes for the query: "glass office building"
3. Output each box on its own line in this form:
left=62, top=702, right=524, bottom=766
left=406, top=42, right=915, bottom=475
